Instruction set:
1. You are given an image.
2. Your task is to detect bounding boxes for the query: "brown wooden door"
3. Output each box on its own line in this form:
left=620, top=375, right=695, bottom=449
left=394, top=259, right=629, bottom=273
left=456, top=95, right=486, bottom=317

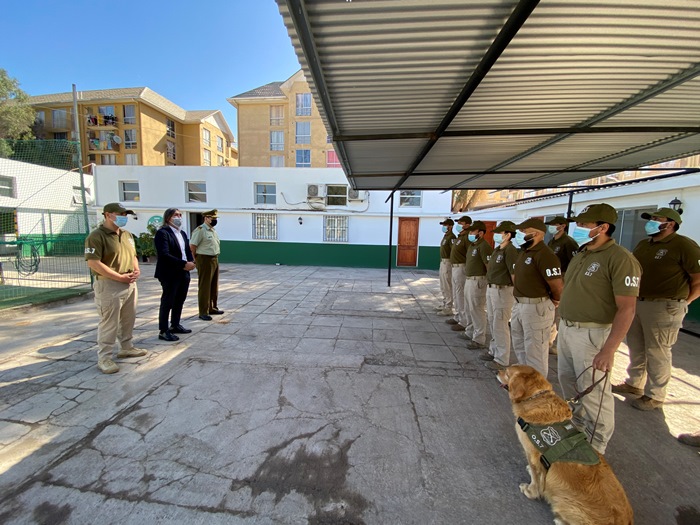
left=397, top=217, right=419, bottom=266
left=483, top=220, right=497, bottom=247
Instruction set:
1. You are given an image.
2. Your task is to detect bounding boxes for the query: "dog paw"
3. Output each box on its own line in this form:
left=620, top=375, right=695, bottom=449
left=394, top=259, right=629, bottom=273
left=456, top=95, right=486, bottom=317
left=519, top=483, right=538, bottom=500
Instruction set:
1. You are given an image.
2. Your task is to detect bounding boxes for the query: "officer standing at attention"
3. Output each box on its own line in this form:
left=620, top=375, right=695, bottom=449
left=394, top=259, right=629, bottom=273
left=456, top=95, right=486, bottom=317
left=613, top=207, right=700, bottom=411
left=446, top=216, right=472, bottom=332
left=84, top=203, right=147, bottom=374
left=190, top=209, right=223, bottom=321
left=510, top=218, right=563, bottom=378
left=482, top=221, right=519, bottom=371
left=545, top=216, right=580, bottom=355
left=558, top=203, right=641, bottom=454
left=435, top=218, right=456, bottom=316
left=463, top=221, right=493, bottom=349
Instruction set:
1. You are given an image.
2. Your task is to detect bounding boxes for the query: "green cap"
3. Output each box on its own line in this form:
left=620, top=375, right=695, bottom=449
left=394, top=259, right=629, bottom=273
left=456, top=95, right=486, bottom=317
left=440, top=218, right=454, bottom=225
left=515, top=218, right=547, bottom=232
left=470, top=220, right=487, bottom=232
left=545, top=216, right=569, bottom=226
left=493, top=220, right=517, bottom=233
left=571, top=203, right=617, bottom=224
left=202, top=209, right=218, bottom=218
left=641, top=207, right=682, bottom=225
left=456, top=215, right=472, bottom=224
left=103, top=203, right=135, bottom=215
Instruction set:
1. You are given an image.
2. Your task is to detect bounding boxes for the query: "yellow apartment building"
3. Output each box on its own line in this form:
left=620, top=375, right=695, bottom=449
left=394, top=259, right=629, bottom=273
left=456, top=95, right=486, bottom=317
left=228, top=70, right=339, bottom=168
left=28, top=88, right=238, bottom=168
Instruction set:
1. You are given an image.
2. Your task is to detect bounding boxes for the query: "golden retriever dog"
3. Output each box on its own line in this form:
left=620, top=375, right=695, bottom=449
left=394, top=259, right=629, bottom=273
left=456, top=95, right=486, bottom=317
left=497, top=365, right=633, bottom=525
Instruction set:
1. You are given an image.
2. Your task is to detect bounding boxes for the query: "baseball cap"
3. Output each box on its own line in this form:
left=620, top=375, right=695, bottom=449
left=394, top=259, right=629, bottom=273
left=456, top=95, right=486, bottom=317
left=470, top=221, right=487, bottom=232
left=515, top=218, right=547, bottom=233
left=103, top=203, right=135, bottom=215
left=570, top=203, right=618, bottom=225
left=545, top=216, right=569, bottom=226
left=493, top=220, right=517, bottom=233
left=640, top=207, right=682, bottom=225
left=439, top=218, right=454, bottom=225
left=456, top=215, right=472, bottom=224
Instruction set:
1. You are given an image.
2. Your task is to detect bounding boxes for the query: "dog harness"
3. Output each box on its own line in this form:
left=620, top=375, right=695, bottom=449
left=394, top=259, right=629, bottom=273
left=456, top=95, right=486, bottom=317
left=517, top=417, right=600, bottom=469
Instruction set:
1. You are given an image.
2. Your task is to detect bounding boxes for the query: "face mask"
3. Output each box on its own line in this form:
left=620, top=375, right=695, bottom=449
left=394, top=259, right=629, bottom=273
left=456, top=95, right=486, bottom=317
left=645, top=220, right=662, bottom=236
left=513, top=230, right=526, bottom=249
left=114, top=216, right=128, bottom=228
left=210, top=219, right=218, bottom=227
left=171, top=217, right=182, bottom=228
left=441, top=226, right=448, bottom=233
left=455, top=224, right=462, bottom=233
left=547, top=225, right=560, bottom=235
left=467, top=234, right=477, bottom=243
left=572, top=225, right=600, bottom=246
left=493, top=233, right=504, bottom=245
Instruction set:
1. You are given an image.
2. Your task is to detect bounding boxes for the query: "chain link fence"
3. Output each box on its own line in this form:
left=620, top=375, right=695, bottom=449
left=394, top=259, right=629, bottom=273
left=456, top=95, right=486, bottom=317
left=0, top=139, right=97, bottom=309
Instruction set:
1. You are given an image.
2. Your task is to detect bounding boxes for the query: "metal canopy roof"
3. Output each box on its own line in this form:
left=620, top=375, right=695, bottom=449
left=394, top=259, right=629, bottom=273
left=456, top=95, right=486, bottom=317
left=276, top=0, right=700, bottom=191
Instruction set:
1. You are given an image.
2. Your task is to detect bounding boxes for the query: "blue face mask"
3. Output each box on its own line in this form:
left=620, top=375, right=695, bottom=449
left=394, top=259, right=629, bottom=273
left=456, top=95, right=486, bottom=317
left=645, top=220, right=662, bottom=236
left=441, top=226, right=448, bottom=233
left=547, top=225, right=560, bottom=235
left=513, top=230, right=527, bottom=248
left=114, top=216, right=128, bottom=228
left=493, top=233, right=504, bottom=245
left=572, top=225, right=599, bottom=246
left=467, top=234, right=477, bottom=243
left=455, top=224, right=463, bottom=233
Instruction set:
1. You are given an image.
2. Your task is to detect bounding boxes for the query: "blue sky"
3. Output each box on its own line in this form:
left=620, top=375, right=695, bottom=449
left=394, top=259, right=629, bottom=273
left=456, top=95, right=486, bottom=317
left=0, top=0, right=301, bottom=141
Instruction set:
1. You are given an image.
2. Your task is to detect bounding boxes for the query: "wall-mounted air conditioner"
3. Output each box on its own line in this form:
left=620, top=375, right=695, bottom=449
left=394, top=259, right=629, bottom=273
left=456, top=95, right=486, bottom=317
left=307, top=184, right=326, bottom=198
left=348, top=189, right=367, bottom=201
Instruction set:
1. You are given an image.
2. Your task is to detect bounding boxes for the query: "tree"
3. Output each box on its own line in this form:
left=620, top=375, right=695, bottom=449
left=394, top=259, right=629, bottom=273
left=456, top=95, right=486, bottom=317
left=0, top=69, right=35, bottom=141
left=452, top=189, right=488, bottom=212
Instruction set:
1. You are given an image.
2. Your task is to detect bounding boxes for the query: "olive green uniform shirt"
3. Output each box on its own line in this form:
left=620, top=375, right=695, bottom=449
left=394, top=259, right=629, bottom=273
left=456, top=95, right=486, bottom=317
left=633, top=232, right=700, bottom=300
left=449, top=233, right=470, bottom=264
left=487, top=243, right=519, bottom=285
left=548, top=233, right=579, bottom=273
left=190, top=223, right=221, bottom=256
left=440, top=232, right=456, bottom=259
left=465, top=237, right=493, bottom=276
left=84, top=225, right=136, bottom=276
left=559, top=239, right=641, bottom=324
left=513, top=242, right=562, bottom=298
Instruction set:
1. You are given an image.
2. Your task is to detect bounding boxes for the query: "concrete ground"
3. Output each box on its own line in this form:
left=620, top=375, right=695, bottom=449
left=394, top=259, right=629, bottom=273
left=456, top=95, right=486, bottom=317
left=0, top=264, right=698, bottom=525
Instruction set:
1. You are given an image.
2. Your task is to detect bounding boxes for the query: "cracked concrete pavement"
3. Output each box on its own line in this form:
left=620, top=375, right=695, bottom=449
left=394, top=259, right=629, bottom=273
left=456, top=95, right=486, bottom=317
left=0, top=264, right=698, bottom=524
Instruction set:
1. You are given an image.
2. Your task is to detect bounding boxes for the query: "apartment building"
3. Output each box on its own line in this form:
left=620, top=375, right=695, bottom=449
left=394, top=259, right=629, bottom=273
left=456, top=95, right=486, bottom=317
left=228, top=70, right=339, bottom=169
left=29, top=88, right=238, bottom=168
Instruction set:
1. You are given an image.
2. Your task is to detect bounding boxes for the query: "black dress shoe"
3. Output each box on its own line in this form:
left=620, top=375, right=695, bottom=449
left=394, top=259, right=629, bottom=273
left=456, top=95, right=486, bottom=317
left=198, top=314, right=213, bottom=321
left=158, top=330, right=179, bottom=341
left=170, top=324, right=192, bottom=334
left=209, top=308, right=224, bottom=315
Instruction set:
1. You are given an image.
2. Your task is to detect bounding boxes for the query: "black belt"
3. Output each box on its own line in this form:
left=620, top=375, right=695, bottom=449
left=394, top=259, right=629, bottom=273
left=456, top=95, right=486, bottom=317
left=488, top=284, right=513, bottom=288
left=638, top=297, right=683, bottom=302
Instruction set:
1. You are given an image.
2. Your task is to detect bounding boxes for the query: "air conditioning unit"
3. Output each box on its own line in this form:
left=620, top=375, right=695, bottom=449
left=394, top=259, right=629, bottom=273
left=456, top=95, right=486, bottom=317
left=307, top=184, right=326, bottom=198
left=348, top=189, right=367, bottom=201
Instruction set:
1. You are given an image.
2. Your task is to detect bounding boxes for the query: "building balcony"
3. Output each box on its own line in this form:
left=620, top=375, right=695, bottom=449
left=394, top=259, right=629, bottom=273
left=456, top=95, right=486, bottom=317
left=86, top=115, right=119, bottom=128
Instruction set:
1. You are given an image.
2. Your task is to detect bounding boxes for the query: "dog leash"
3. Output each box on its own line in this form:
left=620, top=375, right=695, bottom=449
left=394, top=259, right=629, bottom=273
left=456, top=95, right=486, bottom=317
left=566, top=366, right=609, bottom=446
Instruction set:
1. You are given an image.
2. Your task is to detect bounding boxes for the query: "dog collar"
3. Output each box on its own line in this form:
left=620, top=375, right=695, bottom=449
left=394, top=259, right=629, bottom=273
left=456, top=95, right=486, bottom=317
left=516, top=389, right=550, bottom=403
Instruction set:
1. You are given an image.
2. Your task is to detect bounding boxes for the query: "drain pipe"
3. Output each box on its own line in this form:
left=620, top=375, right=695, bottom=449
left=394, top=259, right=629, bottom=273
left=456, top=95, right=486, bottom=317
left=387, top=192, right=395, bottom=287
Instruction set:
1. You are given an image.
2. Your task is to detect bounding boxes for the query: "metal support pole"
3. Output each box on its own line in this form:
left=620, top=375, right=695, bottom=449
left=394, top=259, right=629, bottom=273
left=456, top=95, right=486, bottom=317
left=387, top=192, right=395, bottom=287
left=73, top=85, right=92, bottom=286
left=566, top=190, right=574, bottom=218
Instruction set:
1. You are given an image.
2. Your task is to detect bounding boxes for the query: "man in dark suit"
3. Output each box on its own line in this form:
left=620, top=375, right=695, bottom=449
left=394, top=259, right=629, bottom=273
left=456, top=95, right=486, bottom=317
left=154, top=208, right=196, bottom=341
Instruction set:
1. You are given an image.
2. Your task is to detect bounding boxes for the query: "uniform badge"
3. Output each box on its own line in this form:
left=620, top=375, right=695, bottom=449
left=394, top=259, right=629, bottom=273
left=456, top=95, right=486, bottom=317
left=471, top=249, right=478, bottom=256
left=585, top=262, right=600, bottom=276
left=554, top=247, right=560, bottom=253
left=655, top=249, right=668, bottom=260
left=525, top=257, right=532, bottom=265
left=496, top=254, right=503, bottom=263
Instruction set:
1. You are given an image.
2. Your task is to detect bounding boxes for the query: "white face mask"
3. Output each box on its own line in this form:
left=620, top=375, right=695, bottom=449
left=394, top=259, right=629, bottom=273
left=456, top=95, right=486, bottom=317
left=572, top=225, right=601, bottom=246
left=547, top=225, right=560, bottom=235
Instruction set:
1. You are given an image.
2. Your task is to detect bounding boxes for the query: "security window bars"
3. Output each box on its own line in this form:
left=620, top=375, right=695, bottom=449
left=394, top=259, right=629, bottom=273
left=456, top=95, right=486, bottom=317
left=123, top=105, right=136, bottom=124
left=202, top=128, right=211, bottom=147
left=295, top=121, right=311, bottom=144
left=217, top=136, right=224, bottom=153
left=399, top=190, right=422, bottom=207
left=253, top=213, right=277, bottom=240
left=166, top=141, right=176, bottom=160
left=125, top=154, right=138, bottom=165
left=255, top=183, right=276, bottom=204
left=326, top=150, right=341, bottom=168
left=270, top=105, right=284, bottom=126
left=270, top=131, right=284, bottom=151
left=326, top=185, right=347, bottom=206
left=187, top=182, right=207, bottom=203
left=120, top=181, right=139, bottom=201
left=166, top=118, right=176, bottom=138
left=296, top=93, right=311, bottom=116
left=203, top=149, right=211, bottom=166
left=124, top=129, right=137, bottom=149
left=52, top=109, right=67, bottom=128
left=296, top=149, right=311, bottom=168
left=324, top=215, right=348, bottom=242
left=0, top=176, right=16, bottom=198
left=101, top=154, right=117, bottom=165
left=270, top=155, right=284, bottom=168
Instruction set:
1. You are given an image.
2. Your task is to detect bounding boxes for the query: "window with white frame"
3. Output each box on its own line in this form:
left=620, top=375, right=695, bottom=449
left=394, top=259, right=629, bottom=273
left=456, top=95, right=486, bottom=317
left=270, top=131, right=284, bottom=151
left=203, top=149, right=211, bottom=166
left=186, top=181, right=207, bottom=202
left=295, top=121, right=310, bottom=144
left=35, top=111, right=45, bottom=126
left=270, top=105, right=284, bottom=126
left=253, top=213, right=277, bottom=240
left=399, top=190, right=422, bottom=207
left=124, top=129, right=137, bottom=149
left=125, top=153, right=138, bottom=165
left=270, top=155, right=284, bottom=168
left=326, top=150, right=341, bottom=168
left=216, top=136, right=224, bottom=152
left=166, top=118, right=176, bottom=138
left=255, top=183, right=276, bottom=204
left=0, top=176, right=16, bottom=198
left=72, top=186, right=90, bottom=205
left=202, top=128, right=211, bottom=147
left=120, top=181, right=139, bottom=201
left=296, top=93, right=312, bottom=116
left=324, top=215, right=348, bottom=242
left=296, top=149, right=310, bottom=168
left=326, top=185, right=347, bottom=206
left=101, top=154, right=117, bottom=165
left=166, top=141, right=176, bottom=160
left=123, top=105, right=136, bottom=124
left=98, top=105, right=115, bottom=117
left=217, top=155, right=225, bottom=166
left=52, top=109, right=67, bottom=128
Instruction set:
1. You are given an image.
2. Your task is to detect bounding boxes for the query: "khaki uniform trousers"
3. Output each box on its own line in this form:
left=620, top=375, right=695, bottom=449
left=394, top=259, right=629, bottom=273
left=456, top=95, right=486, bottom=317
left=196, top=254, right=219, bottom=316
left=557, top=322, right=614, bottom=454
left=486, top=285, right=515, bottom=366
left=439, top=259, right=453, bottom=310
left=510, top=298, right=555, bottom=378
left=625, top=299, right=687, bottom=402
left=464, top=276, right=487, bottom=344
left=94, top=278, right=138, bottom=361
left=450, top=264, right=468, bottom=328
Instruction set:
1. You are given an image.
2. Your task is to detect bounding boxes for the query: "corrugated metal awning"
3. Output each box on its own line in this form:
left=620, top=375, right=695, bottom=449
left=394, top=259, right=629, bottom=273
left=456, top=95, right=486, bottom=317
left=276, top=0, right=700, bottom=191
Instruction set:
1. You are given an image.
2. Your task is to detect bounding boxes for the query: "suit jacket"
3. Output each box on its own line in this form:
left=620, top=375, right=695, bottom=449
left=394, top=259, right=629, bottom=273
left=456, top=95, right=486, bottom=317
left=154, top=226, right=194, bottom=281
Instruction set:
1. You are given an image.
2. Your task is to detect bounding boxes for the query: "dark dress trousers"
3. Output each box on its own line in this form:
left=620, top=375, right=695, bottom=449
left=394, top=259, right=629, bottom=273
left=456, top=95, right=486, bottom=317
left=154, top=227, right=194, bottom=332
